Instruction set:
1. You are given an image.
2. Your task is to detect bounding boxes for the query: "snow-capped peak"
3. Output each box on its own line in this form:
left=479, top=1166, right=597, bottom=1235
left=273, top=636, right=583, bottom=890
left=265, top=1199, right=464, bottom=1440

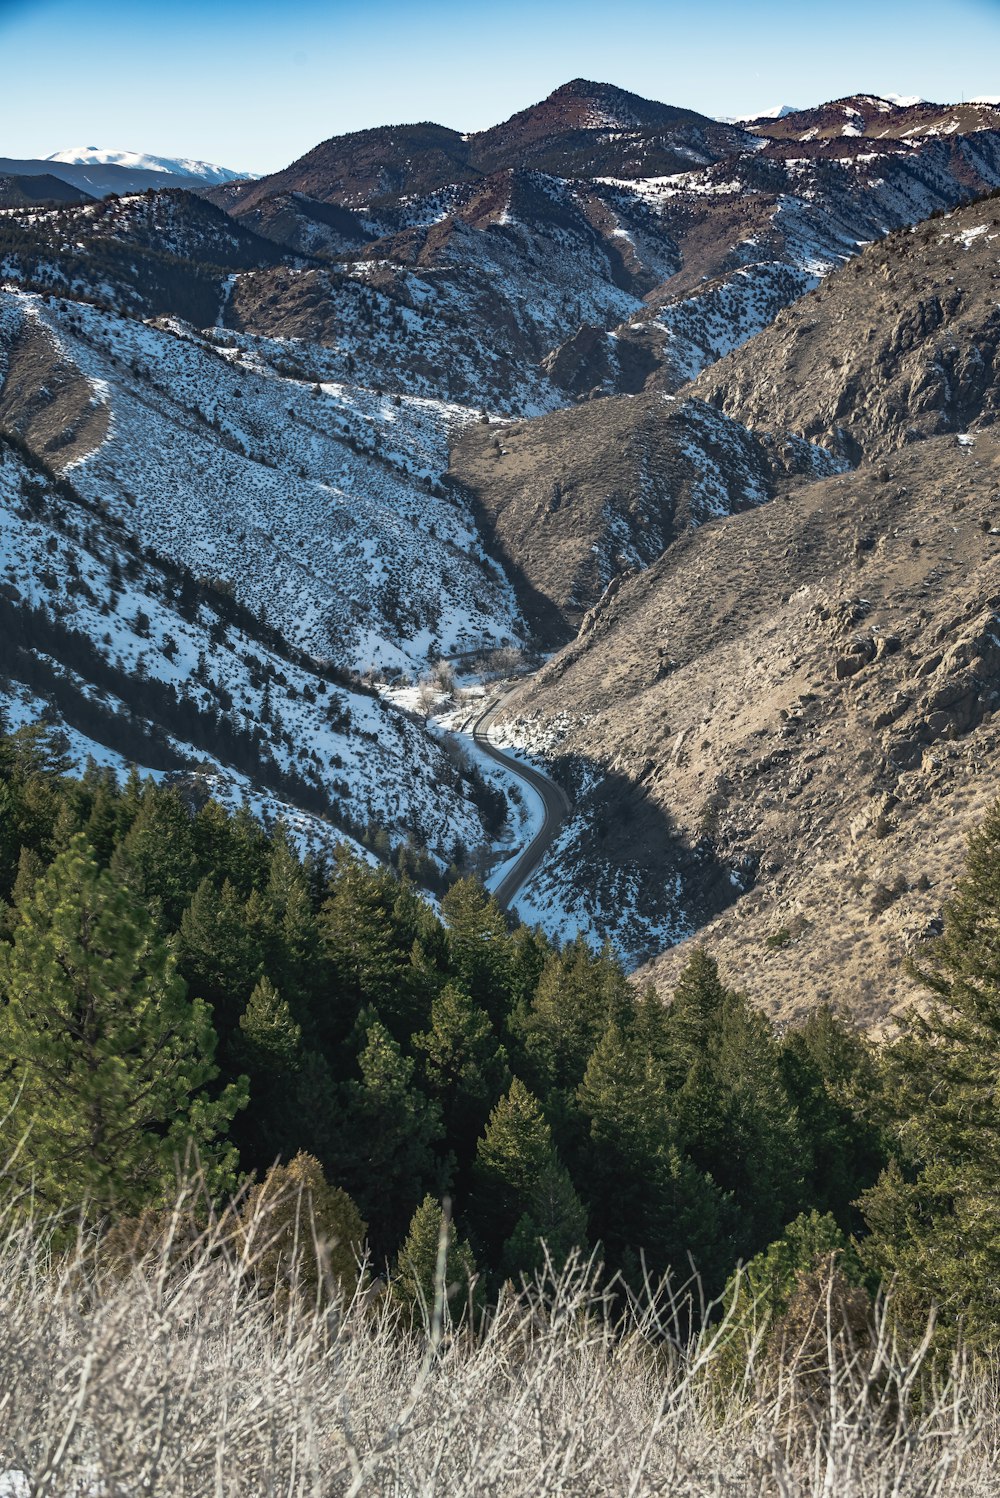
left=882, top=94, right=928, bottom=108
left=46, top=147, right=248, bottom=184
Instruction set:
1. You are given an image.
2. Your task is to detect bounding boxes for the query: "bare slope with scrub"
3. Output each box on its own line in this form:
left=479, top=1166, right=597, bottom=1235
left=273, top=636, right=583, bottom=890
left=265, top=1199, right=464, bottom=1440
left=694, top=194, right=1000, bottom=462
left=450, top=392, right=842, bottom=643
left=500, top=428, right=1000, bottom=1017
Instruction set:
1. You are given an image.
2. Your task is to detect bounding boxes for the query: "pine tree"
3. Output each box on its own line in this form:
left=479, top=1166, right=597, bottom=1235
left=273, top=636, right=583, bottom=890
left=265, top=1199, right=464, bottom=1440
left=469, top=1078, right=585, bottom=1268
left=413, top=982, right=509, bottom=1167
left=320, top=853, right=411, bottom=1039
left=577, top=1021, right=731, bottom=1286
left=501, top=1156, right=588, bottom=1281
left=233, top=977, right=311, bottom=1169
left=111, top=784, right=203, bottom=925
left=177, top=877, right=265, bottom=1041
left=0, top=836, right=246, bottom=1215
left=440, top=877, right=512, bottom=1024
left=519, top=936, right=634, bottom=1093
left=859, top=800, right=1000, bottom=1348
left=666, top=953, right=804, bottom=1255
left=779, top=1005, right=885, bottom=1229
left=335, top=1018, right=443, bottom=1257
left=393, top=1194, right=479, bottom=1323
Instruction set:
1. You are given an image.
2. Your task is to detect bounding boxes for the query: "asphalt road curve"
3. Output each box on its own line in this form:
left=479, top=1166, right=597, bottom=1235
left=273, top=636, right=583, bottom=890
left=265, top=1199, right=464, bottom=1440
left=472, top=691, right=572, bottom=911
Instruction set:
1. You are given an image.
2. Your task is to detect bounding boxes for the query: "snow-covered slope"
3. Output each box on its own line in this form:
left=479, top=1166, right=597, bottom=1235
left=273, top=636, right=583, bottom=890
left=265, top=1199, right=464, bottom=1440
left=0, top=288, right=525, bottom=675
left=0, top=413, right=508, bottom=869
left=46, top=147, right=247, bottom=184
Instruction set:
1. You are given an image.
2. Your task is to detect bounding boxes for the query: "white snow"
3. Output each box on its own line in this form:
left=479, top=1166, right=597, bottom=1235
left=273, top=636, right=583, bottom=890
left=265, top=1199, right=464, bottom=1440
left=46, top=147, right=248, bottom=183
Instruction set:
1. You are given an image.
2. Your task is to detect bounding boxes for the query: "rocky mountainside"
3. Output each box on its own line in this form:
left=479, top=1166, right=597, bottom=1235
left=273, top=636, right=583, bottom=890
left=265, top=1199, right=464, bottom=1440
left=490, top=200, right=1000, bottom=1004
left=218, top=81, right=752, bottom=216
left=0, top=190, right=283, bottom=324
left=450, top=392, right=841, bottom=643
left=694, top=194, right=1000, bottom=461
left=4, top=81, right=1000, bottom=965
left=747, top=95, right=1000, bottom=143
left=202, top=79, right=1000, bottom=425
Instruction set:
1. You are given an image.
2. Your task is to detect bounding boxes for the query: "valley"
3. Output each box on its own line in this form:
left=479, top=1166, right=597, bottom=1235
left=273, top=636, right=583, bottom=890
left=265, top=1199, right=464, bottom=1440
left=7, top=22, right=1000, bottom=1489
left=2, top=80, right=1000, bottom=1005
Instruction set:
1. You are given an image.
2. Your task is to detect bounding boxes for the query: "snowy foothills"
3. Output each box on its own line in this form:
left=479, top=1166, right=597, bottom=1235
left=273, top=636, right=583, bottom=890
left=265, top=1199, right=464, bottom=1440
left=4, top=80, right=1000, bottom=981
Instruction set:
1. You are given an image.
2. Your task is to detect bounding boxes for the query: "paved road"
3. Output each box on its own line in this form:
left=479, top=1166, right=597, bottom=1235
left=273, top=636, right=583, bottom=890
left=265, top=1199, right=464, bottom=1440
left=471, top=690, right=572, bottom=911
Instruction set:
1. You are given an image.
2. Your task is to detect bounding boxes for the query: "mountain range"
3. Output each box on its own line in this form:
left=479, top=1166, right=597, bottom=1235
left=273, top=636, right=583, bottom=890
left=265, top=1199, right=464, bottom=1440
left=3, top=78, right=1000, bottom=1019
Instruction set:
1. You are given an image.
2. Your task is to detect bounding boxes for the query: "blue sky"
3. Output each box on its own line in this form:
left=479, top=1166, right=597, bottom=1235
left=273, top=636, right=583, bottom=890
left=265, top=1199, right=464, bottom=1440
left=1, top=0, right=999, bottom=173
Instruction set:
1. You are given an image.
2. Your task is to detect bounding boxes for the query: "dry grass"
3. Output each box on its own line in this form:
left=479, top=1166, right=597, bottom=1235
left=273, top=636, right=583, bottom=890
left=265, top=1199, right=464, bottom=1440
left=0, top=1186, right=996, bottom=1496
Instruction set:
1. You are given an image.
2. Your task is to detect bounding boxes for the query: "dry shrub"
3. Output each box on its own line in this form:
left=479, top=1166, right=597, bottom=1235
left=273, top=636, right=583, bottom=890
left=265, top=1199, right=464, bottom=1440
left=0, top=1204, right=996, bottom=1496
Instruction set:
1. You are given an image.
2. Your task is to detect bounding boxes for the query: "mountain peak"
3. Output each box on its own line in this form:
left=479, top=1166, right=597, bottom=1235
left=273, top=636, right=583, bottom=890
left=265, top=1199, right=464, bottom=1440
left=498, top=77, right=714, bottom=135
left=46, top=146, right=247, bottom=184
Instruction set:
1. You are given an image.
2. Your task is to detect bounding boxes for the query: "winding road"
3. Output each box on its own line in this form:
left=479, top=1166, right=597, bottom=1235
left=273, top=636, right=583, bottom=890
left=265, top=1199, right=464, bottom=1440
left=471, top=690, right=572, bottom=910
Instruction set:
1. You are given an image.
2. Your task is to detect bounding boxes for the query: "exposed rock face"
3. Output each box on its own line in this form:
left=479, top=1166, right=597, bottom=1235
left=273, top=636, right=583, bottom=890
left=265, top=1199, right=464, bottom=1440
left=494, top=428, right=1000, bottom=1022
left=694, top=197, right=1000, bottom=460
left=449, top=393, right=842, bottom=643
left=747, top=95, right=1000, bottom=143
left=211, top=84, right=1000, bottom=416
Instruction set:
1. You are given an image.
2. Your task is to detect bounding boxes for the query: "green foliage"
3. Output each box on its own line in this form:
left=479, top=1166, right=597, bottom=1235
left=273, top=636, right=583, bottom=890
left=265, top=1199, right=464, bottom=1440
left=413, top=982, right=510, bottom=1170
left=440, top=877, right=512, bottom=1023
left=714, top=1210, right=868, bottom=1389
left=666, top=953, right=805, bottom=1254
left=578, top=1020, right=731, bottom=1287
left=859, top=800, right=1000, bottom=1349
left=519, top=937, right=634, bottom=1093
left=239, top=1152, right=366, bottom=1304
left=393, top=1194, right=479, bottom=1323
left=0, top=719, right=897, bottom=1315
left=470, top=1078, right=586, bottom=1272
left=0, top=835, right=245, bottom=1215
left=336, top=1018, right=444, bottom=1257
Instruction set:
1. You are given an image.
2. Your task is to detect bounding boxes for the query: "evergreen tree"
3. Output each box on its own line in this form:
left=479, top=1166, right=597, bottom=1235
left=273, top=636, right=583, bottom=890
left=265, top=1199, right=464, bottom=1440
left=233, top=977, right=316, bottom=1169
left=177, top=877, right=265, bottom=1042
left=393, top=1194, right=479, bottom=1323
left=320, top=853, right=412, bottom=1041
left=110, top=784, right=203, bottom=925
left=715, top=1209, right=869, bottom=1389
left=440, top=877, right=512, bottom=1025
left=519, top=936, right=634, bottom=1094
left=577, top=1021, right=731, bottom=1287
left=0, top=836, right=246, bottom=1215
left=666, top=953, right=804, bottom=1255
left=413, top=982, right=510, bottom=1169
left=501, top=1156, right=588, bottom=1281
left=469, top=1078, right=585, bottom=1269
left=779, top=1005, right=885, bottom=1230
left=336, top=1018, right=444, bottom=1257
left=859, top=800, right=1000, bottom=1348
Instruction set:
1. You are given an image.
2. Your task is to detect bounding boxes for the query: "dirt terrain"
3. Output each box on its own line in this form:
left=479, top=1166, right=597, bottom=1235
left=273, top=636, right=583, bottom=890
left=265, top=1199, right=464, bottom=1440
left=501, top=423, right=1000, bottom=1024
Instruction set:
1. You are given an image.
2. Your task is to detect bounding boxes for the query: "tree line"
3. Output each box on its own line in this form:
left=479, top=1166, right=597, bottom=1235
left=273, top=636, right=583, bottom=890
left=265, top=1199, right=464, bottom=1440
left=0, top=717, right=996, bottom=1351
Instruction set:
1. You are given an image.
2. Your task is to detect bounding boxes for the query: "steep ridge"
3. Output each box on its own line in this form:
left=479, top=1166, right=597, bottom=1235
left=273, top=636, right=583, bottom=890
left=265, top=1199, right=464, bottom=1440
left=223, top=81, right=751, bottom=217
left=0, top=289, right=523, bottom=675
left=693, top=194, right=1000, bottom=461
left=0, top=426, right=506, bottom=870
left=449, top=391, right=842, bottom=643
left=495, top=429, right=1000, bottom=1006
left=216, top=93, right=1000, bottom=420
left=0, top=190, right=283, bottom=323
left=486, top=202, right=1000, bottom=995
left=749, top=95, right=1000, bottom=143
